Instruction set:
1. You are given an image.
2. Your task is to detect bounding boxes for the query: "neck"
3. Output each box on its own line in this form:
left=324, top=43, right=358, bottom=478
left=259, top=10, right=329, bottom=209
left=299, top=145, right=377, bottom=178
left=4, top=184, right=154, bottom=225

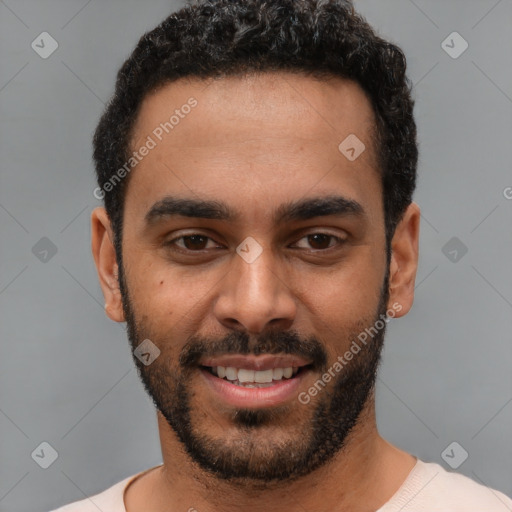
left=129, top=396, right=416, bottom=512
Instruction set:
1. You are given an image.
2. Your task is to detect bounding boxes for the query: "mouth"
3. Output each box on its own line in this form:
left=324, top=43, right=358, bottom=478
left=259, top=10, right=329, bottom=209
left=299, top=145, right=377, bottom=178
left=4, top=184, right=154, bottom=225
left=202, top=364, right=308, bottom=387
left=198, top=354, right=314, bottom=408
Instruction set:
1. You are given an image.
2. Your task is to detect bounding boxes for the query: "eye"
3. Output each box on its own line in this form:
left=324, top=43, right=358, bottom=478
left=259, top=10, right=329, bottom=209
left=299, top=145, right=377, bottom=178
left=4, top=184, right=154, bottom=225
left=167, top=234, right=222, bottom=251
left=292, top=233, right=346, bottom=251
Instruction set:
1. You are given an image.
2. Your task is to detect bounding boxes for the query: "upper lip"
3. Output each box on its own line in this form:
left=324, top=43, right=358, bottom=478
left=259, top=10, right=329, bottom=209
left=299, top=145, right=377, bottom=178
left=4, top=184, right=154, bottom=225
left=199, top=354, right=312, bottom=371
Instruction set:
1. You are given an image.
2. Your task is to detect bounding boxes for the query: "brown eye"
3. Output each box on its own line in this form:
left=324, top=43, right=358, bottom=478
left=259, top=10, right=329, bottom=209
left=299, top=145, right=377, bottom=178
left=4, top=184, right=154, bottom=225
left=166, top=234, right=221, bottom=252
left=307, top=234, right=332, bottom=250
left=293, top=233, right=346, bottom=251
left=178, top=235, right=210, bottom=250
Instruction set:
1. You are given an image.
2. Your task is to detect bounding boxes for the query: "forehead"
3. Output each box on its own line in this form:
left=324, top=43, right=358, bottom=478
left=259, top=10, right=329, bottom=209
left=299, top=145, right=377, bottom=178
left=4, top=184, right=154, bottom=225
left=133, top=72, right=376, bottom=151
left=124, top=72, right=381, bottom=224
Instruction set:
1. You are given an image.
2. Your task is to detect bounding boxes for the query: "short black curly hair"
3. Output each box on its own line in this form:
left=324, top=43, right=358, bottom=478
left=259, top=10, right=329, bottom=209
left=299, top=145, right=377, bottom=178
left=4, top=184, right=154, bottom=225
left=93, top=0, right=417, bottom=260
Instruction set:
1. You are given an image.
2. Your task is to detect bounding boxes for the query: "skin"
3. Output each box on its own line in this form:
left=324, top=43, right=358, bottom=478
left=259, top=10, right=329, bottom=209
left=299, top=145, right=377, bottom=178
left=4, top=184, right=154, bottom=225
left=91, top=72, right=420, bottom=512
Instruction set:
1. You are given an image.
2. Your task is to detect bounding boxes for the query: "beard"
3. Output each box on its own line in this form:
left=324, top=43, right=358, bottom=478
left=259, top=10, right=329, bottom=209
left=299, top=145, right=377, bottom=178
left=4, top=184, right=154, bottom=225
left=118, top=261, right=390, bottom=484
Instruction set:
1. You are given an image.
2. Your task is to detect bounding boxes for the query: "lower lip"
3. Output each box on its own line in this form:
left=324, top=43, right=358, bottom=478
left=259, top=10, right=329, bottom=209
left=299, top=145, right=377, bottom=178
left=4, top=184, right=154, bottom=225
left=200, top=367, right=309, bottom=408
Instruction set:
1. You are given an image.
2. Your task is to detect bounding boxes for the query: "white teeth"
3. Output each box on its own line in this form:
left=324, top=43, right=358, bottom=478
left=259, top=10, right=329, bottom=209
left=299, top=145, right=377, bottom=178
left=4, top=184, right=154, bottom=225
left=225, top=367, right=238, bottom=380
left=213, top=366, right=298, bottom=383
left=272, top=367, right=284, bottom=380
left=254, top=369, right=274, bottom=383
left=238, top=369, right=255, bottom=383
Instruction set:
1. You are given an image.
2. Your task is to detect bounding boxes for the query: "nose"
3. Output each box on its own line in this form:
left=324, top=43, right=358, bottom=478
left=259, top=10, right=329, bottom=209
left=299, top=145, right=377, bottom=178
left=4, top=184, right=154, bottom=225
left=213, top=245, right=297, bottom=334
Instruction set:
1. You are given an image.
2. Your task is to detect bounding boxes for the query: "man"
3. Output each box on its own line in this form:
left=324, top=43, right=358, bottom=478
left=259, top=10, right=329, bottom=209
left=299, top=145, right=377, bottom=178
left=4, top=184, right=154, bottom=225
left=52, top=0, right=512, bottom=510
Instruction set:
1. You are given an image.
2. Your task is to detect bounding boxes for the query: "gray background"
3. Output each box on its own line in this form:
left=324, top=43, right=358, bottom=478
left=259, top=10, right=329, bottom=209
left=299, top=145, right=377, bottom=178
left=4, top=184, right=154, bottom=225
left=0, top=1, right=511, bottom=511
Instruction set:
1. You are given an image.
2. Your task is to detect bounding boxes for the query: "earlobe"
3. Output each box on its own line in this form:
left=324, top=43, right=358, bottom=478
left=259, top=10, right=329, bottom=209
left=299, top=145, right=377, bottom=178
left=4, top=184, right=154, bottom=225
left=91, top=207, right=126, bottom=323
left=387, top=202, right=420, bottom=318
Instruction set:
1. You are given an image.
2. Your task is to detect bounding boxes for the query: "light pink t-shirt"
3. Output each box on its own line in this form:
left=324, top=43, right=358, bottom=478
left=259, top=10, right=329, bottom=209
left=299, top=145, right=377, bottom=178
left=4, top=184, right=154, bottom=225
left=50, top=459, right=512, bottom=511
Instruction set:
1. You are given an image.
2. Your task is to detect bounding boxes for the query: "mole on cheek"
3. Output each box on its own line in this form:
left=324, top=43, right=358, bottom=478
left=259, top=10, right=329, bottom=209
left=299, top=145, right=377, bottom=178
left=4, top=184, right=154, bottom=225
left=160, top=280, right=164, bottom=285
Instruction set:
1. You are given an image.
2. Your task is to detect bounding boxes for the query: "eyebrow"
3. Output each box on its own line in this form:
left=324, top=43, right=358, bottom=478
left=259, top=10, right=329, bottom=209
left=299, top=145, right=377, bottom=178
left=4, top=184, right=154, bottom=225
left=144, top=194, right=365, bottom=226
left=145, top=197, right=235, bottom=224
left=274, top=195, right=364, bottom=224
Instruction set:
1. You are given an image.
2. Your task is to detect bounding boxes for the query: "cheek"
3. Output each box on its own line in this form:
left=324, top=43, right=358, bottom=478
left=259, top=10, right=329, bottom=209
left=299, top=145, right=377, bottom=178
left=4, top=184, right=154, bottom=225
left=131, top=265, right=216, bottom=329
left=305, top=268, right=384, bottom=359
left=307, top=251, right=385, bottom=318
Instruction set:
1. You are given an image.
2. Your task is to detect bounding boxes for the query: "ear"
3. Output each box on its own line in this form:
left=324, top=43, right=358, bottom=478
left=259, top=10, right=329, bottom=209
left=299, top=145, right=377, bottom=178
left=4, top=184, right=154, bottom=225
left=91, top=207, right=125, bottom=322
left=387, top=202, right=420, bottom=317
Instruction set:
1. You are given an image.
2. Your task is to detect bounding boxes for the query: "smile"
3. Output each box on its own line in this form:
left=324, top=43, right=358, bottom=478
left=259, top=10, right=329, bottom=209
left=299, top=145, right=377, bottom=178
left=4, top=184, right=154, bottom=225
left=204, top=365, right=302, bottom=388
left=199, top=354, right=313, bottom=407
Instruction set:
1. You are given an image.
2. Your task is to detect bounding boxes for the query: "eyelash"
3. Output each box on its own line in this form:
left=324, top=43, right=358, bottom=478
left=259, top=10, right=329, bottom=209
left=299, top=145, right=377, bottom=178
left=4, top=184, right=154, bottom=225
left=165, top=232, right=347, bottom=253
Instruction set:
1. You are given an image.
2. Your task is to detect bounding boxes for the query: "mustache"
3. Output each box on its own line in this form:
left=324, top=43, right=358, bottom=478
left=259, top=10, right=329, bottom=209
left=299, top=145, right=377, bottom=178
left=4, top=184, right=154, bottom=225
left=179, top=329, right=328, bottom=371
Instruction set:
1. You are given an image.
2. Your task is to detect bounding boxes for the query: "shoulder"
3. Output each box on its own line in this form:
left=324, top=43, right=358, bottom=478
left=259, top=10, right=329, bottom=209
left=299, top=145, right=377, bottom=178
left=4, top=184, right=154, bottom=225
left=391, top=460, right=512, bottom=511
left=48, top=473, right=139, bottom=512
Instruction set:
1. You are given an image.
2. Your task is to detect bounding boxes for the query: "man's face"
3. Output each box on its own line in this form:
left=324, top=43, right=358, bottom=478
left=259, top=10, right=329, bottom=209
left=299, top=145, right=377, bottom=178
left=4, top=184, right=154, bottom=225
left=116, top=73, right=391, bottom=481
